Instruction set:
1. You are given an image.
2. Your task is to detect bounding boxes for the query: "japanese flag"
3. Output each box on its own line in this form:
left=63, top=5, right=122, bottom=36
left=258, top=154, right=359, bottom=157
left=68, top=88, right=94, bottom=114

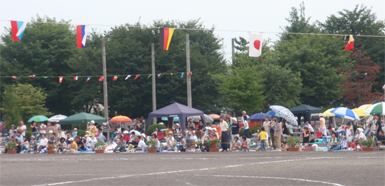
left=249, top=32, right=263, bottom=57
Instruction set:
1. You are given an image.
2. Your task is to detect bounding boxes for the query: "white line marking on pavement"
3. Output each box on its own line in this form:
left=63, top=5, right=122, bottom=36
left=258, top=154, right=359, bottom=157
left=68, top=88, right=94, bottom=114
left=203, top=175, right=344, bottom=186
left=32, top=157, right=326, bottom=186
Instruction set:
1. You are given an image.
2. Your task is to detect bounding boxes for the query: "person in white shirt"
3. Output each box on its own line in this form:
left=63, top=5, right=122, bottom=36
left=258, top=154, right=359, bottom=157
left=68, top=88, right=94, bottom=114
left=38, top=134, right=48, bottom=152
left=17, top=121, right=27, bottom=137
left=136, top=136, right=147, bottom=152
left=165, top=132, right=177, bottom=151
left=219, top=117, right=229, bottom=152
left=345, top=122, right=354, bottom=144
left=57, top=128, right=67, bottom=141
left=241, top=111, right=250, bottom=138
left=87, top=136, right=98, bottom=150
left=231, top=136, right=242, bottom=152
left=353, top=128, right=366, bottom=151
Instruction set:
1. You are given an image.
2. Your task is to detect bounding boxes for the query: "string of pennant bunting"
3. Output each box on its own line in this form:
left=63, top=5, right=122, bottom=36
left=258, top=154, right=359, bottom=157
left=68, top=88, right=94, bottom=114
left=0, top=72, right=193, bottom=84
left=6, top=20, right=377, bottom=58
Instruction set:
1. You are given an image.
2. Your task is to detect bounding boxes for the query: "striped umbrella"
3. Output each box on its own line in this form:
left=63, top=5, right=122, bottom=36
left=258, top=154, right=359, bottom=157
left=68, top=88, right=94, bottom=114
left=187, top=114, right=214, bottom=123
left=352, top=108, right=369, bottom=117
left=358, top=104, right=372, bottom=110
left=322, top=108, right=335, bottom=117
left=364, top=102, right=385, bottom=115
left=208, top=114, right=220, bottom=119
left=331, top=107, right=360, bottom=121
left=269, top=105, right=297, bottom=126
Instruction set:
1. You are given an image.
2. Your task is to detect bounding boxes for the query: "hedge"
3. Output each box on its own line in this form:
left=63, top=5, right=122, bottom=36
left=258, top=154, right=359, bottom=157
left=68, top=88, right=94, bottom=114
left=147, top=124, right=167, bottom=135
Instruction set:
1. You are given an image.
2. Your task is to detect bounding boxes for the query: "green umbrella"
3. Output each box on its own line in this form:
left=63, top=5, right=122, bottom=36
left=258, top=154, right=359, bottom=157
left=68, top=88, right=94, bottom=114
left=28, top=115, right=49, bottom=123
left=59, top=112, right=107, bottom=124
left=365, top=102, right=385, bottom=115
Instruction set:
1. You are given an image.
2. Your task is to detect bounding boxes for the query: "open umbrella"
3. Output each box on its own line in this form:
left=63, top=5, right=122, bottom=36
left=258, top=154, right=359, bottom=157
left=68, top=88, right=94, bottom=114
left=269, top=105, right=297, bottom=126
left=364, top=102, right=384, bottom=115
left=331, top=107, right=360, bottom=121
left=266, top=110, right=282, bottom=117
left=48, top=114, right=68, bottom=123
left=28, top=115, right=49, bottom=123
left=110, top=115, right=132, bottom=123
left=322, top=108, right=335, bottom=117
left=247, top=113, right=271, bottom=120
left=208, top=114, right=220, bottom=119
left=352, top=108, right=369, bottom=117
left=188, top=114, right=213, bottom=123
left=358, top=104, right=372, bottom=110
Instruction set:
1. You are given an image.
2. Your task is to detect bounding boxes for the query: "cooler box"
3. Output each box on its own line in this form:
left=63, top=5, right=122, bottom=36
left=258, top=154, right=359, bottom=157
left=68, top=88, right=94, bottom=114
left=157, top=131, right=165, bottom=140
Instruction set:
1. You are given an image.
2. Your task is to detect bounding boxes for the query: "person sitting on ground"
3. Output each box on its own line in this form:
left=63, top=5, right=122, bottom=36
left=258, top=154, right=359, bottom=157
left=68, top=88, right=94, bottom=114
left=301, top=127, right=310, bottom=146
left=328, top=132, right=341, bottom=151
left=29, top=136, right=38, bottom=153
left=241, top=136, right=249, bottom=151
left=97, top=130, right=106, bottom=143
left=58, top=137, right=68, bottom=153
left=164, top=132, right=177, bottom=151
left=38, top=134, right=48, bottom=153
left=8, top=125, right=16, bottom=139
left=353, top=128, right=366, bottom=151
left=364, top=123, right=374, bottom=138
left=20, top=137, right=29, bottom=153
left=135, top=136, right=147, bottom=152
left=75, top=136, right=85, bottom=151
left=190, top=131, right=198, bottom=149
left=129, top=132, right=138, bottom=147
left=231, top=136, right=242, bottom=152
left=211, top=128, right=220, bottom=139
left=114, top=137, right=127, bottom=152
left=179, top=137, right=187, bottom=152
left=115, top=131, right=123, bottom=141
left=281, top=141, right=288, bottom=151
left=87, top=135, right=98, bottom=151
left=122, top=131, right=131, bottom=143
left=14, top=131, right=24, bottom=145
left=68, top=138, right=79, bottom=153
left=47, top=130, right=56, bottom=145
left=327, top=126, right=333, bottom=136
left=304, top=121, right=314, bottom=137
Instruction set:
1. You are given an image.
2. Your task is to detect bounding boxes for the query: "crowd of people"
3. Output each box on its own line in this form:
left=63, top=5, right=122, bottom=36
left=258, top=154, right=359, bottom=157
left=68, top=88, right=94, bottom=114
left=1, top=112, right=384, bottom=154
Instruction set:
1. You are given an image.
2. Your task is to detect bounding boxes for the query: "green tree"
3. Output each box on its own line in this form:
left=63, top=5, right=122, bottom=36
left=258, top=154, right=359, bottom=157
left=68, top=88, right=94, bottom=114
left=319, top=5, right=385, bottom=91
left=1, top=84, right=52, bottom=129
left=280, top=1, right=319, bottom=41
left=273, top=35, right=352, bottom=108
left=214, top=60, right=265, bottom=113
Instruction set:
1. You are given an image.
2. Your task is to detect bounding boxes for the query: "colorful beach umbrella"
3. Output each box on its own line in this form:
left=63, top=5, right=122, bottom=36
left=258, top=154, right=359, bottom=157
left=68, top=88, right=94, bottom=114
left=322, top=108, right=335, bottom=117
left=352, top=108, right=369, bottom=117
left=331, top=107, right=360, bottom=121
left=247, top=113, right=271, bottom=120
left=28, top=115, right=49, bottom=123
left=109, top=115, right=132, bottom=123
left=364, top=102, right=385, bottom=115
left=266, top=110, right=282, bottom=117
left=358, top=104, right=372, bottom=111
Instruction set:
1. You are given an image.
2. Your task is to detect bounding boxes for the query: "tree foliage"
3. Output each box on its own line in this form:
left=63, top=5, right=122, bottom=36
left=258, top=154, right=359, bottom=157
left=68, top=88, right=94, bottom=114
left=338, top=47, right=383, bottom=107
left=1, top=84, right=51, bottom=129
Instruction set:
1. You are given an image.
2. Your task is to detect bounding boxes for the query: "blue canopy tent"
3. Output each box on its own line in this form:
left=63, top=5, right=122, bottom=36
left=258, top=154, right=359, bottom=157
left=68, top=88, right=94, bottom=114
left=145, top=102, right=206, bottom=132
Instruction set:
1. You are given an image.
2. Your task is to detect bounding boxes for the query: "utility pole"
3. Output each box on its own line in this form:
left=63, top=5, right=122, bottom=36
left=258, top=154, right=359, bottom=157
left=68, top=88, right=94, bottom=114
left=102, top=39, right=109, bottom=142
left=186, top=34, right=192, bottom=107
left=151, top=43, right=157, bottom=124
left=231, top=38, right=235, bottom=63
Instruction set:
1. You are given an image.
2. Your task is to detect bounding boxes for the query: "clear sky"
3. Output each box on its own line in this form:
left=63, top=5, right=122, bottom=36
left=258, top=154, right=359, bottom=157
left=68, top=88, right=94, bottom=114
left=0, top=0, right=384, bottom=61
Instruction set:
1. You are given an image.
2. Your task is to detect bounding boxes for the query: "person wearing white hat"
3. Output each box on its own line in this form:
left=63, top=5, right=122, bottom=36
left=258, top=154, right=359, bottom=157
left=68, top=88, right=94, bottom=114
left=241, top=111, right=250, bottom=138
left=211, top=128, right=219, bottom=139
left=88, top=120, right=97, bottom=137
left=230, top=117, right=240, bottom=144
left=68, top=137, right=79, bottom=153
left=353, top=128, right=366, bottom=151
left=48, top=130, right=56, bottom=145
left=73, top=128, right=78, bottom=138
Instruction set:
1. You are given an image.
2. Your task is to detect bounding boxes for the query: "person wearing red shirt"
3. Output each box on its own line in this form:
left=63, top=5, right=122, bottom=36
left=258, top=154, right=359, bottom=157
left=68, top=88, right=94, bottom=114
left=123, top=131, right=131, bottom=143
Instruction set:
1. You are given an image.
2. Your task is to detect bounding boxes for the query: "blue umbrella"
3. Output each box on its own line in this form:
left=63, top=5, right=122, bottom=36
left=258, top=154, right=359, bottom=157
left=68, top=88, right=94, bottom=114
left=266, top=110, right=282, bottom=117
left=331, top=107, right=360, bottom=121
left=247, top=113, right=271, bottom=120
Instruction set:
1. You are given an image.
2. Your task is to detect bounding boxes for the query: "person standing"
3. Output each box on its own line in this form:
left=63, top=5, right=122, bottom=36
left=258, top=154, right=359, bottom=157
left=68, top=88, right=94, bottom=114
left=39, top=123, right=46, bottom=137
left=102, top=122, right=111, bottom=140
left=8, top=125, right=16, bottom=138
left=374, top=114, right=384, bottom=140
left=231, top=118, right=240, bottom=143
left=88, top=120, right=97, bottom=137
left=17, top=121, right=27, bottom=137
left=319, top=113, right=327, bottom=136
left=46, top=122, right=54, bottom=139
left=219, top=117, right=229, bottom=152
left=345, top=122, right=354, bottom=147
left=269, top=117, right=277, bottom=149
left=31, top=122, right=38, bottom=138
left=263, top=117, right=271, bottom=147
left=241, top=111, right=250, bottom=138
left=274, top=120, right=283, bottom=151
left=259, top=127, right=267, bottom=151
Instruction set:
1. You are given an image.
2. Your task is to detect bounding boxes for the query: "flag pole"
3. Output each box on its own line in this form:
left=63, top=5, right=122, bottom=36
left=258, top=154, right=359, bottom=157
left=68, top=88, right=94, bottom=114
left=231, top=38, right=235, bottom=63
left=186, top=34, right=192, bottom=107
left=102, top=39, right=109, bottom=142
left=151, top=43, right=157, bottom=124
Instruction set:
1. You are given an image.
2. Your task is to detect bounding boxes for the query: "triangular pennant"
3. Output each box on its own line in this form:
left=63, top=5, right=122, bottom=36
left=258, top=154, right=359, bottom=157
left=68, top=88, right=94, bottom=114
left=181, top=72, right=184, bottom=78
left=59, top=76, right=63, bottom=84
left=125, top=75, right=131, bottom=80
left=157, top=73, right=161, bottom=78
left=113, top=76, right=118, bottom=81
left=86, top=76, right=91, bottom=82
left=74, top=76, right=79, bottom=81
left=12, top=76, right=17, bottom=79
left=29, top=75, right=35, bottom=78
left=42, top=76, right=48, bottom=79
left=147, top=74, right=152, bottom=79
left=134, top=75, right=140, bottom=80
left=99, top=76, right=104, bottom=81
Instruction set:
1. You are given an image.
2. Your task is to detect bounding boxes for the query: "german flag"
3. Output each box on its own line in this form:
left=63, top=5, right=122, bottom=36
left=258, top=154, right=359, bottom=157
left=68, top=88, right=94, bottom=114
left=159, top=28, right=175, bottom=50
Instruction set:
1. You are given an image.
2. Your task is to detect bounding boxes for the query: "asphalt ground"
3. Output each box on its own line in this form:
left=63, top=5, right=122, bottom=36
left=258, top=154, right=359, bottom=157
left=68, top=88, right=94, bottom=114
left=0, top=151, right=384, bottom=186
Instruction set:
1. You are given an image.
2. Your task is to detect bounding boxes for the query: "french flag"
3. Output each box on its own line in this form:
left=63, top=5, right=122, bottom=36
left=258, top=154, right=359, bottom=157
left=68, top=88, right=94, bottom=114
left=76, top=25, right=89, bottom=49
left=11, top=21, right=27, bottom=41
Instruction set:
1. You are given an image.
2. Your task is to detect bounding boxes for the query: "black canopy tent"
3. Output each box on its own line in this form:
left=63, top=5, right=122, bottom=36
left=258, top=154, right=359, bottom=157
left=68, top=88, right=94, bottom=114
left=290, top=104, right=323, bottom=126
left=145, top=102, right=205, bottom=132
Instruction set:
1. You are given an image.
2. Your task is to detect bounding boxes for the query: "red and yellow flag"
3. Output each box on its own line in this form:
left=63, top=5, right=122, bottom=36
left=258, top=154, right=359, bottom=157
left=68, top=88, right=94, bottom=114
left=344, top=35, right=354, bottom=51
left=159, top=28, right=174, bottom=50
